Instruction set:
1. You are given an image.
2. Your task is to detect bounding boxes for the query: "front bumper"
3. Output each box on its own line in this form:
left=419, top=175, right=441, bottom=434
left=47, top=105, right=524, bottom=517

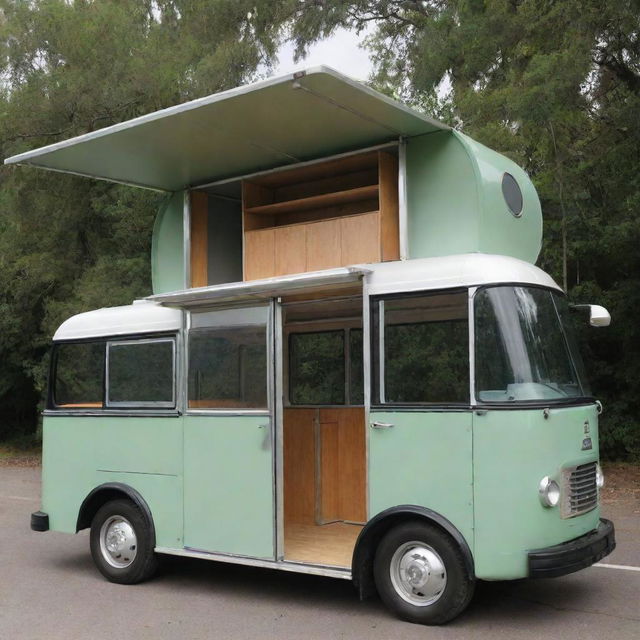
left=528, top=518, right=615, bottom=578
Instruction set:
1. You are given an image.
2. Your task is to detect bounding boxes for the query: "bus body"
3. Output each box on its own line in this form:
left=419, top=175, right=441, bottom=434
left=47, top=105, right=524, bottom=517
left=8, top=68, right=614, bottom=625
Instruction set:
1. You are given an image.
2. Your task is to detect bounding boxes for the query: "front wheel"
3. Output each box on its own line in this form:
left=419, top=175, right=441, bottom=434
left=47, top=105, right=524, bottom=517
left=90, top=499, right=158, bottom=585
left=373, top=521, right=475, bottom=625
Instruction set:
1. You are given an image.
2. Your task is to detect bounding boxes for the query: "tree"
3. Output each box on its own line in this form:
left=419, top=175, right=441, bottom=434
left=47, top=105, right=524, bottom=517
left=283, top=0, right=640, bottom=458
left=0, top=0, right=288, bottom=440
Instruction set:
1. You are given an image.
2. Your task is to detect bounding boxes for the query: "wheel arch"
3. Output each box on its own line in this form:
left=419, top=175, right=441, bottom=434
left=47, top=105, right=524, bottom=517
left=76, top=483, right=156, bottom=544
left=351, top=505, right=475, bottom=599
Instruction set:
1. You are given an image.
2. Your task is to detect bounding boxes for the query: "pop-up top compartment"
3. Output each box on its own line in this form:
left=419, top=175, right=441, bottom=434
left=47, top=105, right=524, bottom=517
left=242, top=150, right=399, bottom=281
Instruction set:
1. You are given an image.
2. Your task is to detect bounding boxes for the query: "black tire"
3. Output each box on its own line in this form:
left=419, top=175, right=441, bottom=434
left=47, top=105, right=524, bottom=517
left=89, top=498, right=158, bottom=585
left=373, top=521, right=475, bottom=625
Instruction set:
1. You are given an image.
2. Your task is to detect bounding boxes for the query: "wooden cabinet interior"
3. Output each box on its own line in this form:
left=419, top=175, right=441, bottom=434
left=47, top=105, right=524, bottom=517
left=283, top=407, right=366, bottom=526
left=243, top=150, right=399, bottom=281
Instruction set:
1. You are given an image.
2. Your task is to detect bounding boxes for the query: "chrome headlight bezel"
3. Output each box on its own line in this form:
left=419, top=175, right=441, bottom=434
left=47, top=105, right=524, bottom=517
left=539, top=476, right=561, bottom=507
left=596, top=463, right=605, bottom=489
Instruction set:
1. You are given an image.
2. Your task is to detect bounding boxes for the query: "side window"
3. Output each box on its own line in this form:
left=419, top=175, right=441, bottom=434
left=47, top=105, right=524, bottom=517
left=188, top=306, right=269, bottom=409
left=289, top=331, right=345, bottom=405
left=107, top=339, right=175, bottom=407
left=288, top=328, right=364, bottom=406
left=375, top=291, right=469, bottom=404
left=54, top=341, right=105, bottom=408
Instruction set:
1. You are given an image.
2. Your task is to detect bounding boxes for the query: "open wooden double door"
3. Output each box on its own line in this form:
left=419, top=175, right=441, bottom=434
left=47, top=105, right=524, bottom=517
left=281, top=296, right=366, bottom=568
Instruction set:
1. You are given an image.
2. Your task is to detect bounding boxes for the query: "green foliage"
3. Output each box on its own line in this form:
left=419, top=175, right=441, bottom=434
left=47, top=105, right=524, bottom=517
left=1, top=0, right=639, bottom=460
left=0, top=0, right=286, bottom=439
left=285, top=0, right=640, bottom=459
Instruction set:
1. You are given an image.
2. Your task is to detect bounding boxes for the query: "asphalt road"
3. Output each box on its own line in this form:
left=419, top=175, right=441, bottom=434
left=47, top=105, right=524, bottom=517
left=1, top=466, right=638, bottom=640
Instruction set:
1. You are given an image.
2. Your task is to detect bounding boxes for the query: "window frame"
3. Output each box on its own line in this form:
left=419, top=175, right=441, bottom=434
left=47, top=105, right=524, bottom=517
left=49, top=338, right=107, bottom=410
left=286, top=327, right=365, bottom=408
left=47, top=332, right=180, bottom=415
left=105, top=337, right=177, bottom=409
left=471, top=283, right=595, bottom=408
left=371, top=288, right=472, bottom=409
left=186, top=303, right=273, bottom=415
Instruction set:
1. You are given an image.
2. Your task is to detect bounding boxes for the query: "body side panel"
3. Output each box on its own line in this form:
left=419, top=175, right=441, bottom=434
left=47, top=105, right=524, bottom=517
left=368, top=410, right=474, bottom=555
left=473, top=404, right=601, bottom=579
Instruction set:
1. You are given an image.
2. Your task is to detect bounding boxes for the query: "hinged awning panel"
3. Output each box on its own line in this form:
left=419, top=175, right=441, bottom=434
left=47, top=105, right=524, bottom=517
left=4, top=67, right=447, bottom=191
left=148, top=266, right=369, bottom=307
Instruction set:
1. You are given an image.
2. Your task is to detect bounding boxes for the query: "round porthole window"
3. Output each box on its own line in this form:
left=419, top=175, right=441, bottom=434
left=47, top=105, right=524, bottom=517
left=502, top=173, right=523, bottom=217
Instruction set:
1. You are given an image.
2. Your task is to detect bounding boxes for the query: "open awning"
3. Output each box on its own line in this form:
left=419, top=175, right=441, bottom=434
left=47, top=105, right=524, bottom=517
left=3, top=66, right=447, bottom=192
left=148, top=266, right=369, bottom=307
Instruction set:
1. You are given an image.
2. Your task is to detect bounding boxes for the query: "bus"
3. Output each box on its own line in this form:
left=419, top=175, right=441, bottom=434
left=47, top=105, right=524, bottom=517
left=7, top=68, right=615, bottom=625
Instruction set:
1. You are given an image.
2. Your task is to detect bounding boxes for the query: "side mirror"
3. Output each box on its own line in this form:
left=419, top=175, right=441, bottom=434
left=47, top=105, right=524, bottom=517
left=572, top=304, right=611, bottom=327
left=588, top=305, right=611, bottom=327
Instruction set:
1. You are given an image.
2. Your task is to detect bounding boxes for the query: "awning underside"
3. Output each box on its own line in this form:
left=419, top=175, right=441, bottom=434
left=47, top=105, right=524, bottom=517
left=148, top=266, right=368, bottom=307
left=4, top=67, right=447, bottom=192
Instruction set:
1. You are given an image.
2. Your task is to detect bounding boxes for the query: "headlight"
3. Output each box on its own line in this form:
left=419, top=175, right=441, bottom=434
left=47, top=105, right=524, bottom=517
left=596, top=463, right=605, bottom=489
left=539, top=476, right=560, bottom=507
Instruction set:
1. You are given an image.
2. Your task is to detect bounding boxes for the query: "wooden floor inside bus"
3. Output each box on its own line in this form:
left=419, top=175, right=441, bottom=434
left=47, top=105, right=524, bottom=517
left=284, top=522, right=363, bottom=567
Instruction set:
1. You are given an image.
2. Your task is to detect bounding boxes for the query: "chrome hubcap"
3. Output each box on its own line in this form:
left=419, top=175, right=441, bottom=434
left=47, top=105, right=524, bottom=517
left=99, top=516, right=138, bottom=568
left=390, top=542, right=447, bottom=606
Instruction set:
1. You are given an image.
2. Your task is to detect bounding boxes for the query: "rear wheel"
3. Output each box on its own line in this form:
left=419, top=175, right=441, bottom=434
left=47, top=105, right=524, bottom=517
left=373, top=521, right=474, bottom=625
left=90, top=499, right=158, bottom=584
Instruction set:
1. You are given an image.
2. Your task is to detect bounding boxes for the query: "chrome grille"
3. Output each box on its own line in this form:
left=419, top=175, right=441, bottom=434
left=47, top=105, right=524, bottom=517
left=561, top=462, right=598, bottom=518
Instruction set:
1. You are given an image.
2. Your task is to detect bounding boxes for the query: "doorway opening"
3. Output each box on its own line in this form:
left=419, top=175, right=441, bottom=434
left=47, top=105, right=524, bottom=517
left=282, top=297, right=366, bottom=567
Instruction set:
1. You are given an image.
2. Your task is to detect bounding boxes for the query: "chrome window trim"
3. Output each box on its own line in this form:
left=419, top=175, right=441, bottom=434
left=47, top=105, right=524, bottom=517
left=398, top=136, right=408, bottom=260
left=105, top=337, right=176, bottom=409
left=186, top=303, right=271, bottom=412
left=378, top=299, right=386, bottom=404
left=154, top=546, right=351, bottom=580
left=468, top=286, right=478, bottom=406
left=183, top=190, right=191, bottom=289
left=274, top=298, right=285, bottom=561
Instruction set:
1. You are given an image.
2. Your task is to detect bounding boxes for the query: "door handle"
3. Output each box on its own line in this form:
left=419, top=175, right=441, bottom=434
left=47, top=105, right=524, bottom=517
left=370, top=421, right=394, bottom=430
left=258, top=423, right=271, bottom=450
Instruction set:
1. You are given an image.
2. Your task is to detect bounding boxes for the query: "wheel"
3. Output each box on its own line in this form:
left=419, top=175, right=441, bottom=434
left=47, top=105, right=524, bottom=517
left=373, top=521, right=475, bottom=625
left=89, top=499, right=158, bottom=585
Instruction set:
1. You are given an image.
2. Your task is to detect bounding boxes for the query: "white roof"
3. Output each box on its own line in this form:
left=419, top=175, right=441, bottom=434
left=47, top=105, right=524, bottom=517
left=365, top=254, right=561, bottom=296
left=54, top=254, right=560, bottom=340
left=53, top=301, right=183, bottom=341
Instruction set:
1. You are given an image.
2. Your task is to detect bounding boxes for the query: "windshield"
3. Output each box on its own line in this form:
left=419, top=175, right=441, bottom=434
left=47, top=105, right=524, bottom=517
left=474, top=286, right=591, bottom=403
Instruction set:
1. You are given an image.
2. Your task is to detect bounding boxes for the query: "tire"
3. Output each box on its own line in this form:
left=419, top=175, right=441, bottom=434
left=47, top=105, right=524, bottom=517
left=373, top=521, right=475, bottom=625
left=89, top=498, right=158, bottom=585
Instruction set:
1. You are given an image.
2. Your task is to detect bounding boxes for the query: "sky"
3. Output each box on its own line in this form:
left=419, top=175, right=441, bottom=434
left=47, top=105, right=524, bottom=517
left=273, top=27, right=375, bottom=81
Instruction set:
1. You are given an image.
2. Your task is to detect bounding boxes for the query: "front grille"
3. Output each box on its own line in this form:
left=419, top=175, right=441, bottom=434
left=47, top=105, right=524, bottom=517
left=561, top=462, right=598, bottom=518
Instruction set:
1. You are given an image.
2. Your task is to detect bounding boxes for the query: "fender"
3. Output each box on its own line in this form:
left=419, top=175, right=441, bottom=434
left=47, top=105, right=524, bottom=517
left=76, top=482, right=156, bottom=544
left=351, top=505, right=475, bottom=599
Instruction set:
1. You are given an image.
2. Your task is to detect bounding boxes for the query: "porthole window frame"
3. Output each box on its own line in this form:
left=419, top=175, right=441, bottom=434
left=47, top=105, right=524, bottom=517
left=502, top=172, right=524, bottom=218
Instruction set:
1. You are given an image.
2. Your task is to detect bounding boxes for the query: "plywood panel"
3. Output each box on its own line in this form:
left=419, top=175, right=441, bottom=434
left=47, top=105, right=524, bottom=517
left=190, top=191, right=209, bottom=288
left=242, top=181, right=275, bottom=231
left=320, top=420, right=340, bottom=523
left=244, top=228, right=275, bottom=280
left=274, top=225, right=306, bottom=276
left=255, top=152, right=378, bottom=189
left=306, top=218, right=341, bottom=271
left=338, top=408, right=367, bottom=523
left=284, top=409, right=316, bottom=524
left=378, top=151, right=400, bottom=261
left=284, top=522, right=363, bottom=567
left=318, top=407, right=366, bottom=524
left=340, top=211, right=380, bottom=265
left=275, top=168, right=378, bottom=202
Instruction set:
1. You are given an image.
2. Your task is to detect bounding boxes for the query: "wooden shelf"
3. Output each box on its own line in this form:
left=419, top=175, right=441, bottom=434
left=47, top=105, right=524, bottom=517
left=244, top=184, right=378, bottom=216
left=242, top=150, right=398, bottom=281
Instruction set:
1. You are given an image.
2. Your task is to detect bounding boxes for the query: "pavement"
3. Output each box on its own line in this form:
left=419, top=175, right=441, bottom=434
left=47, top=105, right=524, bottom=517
left=0, top=465, right=638, bottom=640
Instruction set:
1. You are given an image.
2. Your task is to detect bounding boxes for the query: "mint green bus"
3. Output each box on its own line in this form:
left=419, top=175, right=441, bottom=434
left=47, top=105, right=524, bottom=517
left=9, top=68, right=615, bottom=625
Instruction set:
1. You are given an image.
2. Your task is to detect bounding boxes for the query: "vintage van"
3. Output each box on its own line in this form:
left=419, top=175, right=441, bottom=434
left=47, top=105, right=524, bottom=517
left=7, top=68, right=615, bottom=625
